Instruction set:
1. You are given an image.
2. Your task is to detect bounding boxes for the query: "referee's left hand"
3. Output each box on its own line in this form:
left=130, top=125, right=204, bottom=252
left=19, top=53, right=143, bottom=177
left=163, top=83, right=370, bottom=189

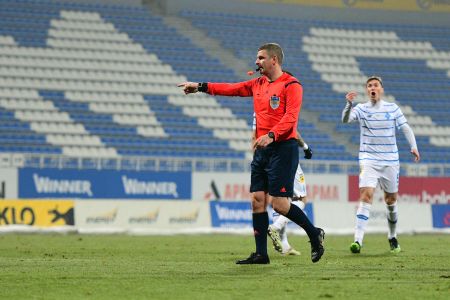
left=253, top=134, right=273, bottom=150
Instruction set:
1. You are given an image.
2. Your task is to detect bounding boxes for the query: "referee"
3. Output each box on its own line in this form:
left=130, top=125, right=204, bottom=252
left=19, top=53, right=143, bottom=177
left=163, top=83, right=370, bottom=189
left=178, top=43, right=325, bottom=264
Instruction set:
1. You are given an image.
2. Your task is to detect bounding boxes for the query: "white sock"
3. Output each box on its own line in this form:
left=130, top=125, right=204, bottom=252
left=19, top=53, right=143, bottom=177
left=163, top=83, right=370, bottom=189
left=272, top=200, right=305, bottom=231
left=293, top=200, right=305, bottom=211
left=279, top=226, right=291, bottom=252
left=272, top=200, right=305, bottom=251
left=386, top=203, right=398, bottom=239
left=272, top=214, right=289, bottom=231
left=354, top=202, right=371, bottom=245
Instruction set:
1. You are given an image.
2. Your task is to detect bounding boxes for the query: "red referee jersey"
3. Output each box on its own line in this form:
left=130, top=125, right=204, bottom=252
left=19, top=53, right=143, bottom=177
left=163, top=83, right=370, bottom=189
left=207, top=72, right=302, bottom=141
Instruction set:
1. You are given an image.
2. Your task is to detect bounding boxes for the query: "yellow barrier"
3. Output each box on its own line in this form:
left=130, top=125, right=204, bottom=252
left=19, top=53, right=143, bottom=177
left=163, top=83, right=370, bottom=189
left=251, top=0, right=450, bottom=12
left=0, top=200, right=74, bottom=226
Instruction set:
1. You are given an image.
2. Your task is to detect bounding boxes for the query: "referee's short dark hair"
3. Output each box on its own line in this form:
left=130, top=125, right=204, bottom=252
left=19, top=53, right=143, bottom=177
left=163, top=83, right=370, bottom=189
left=259, top=43, right=284, bottom=65
left=366, top=76, right=383, bottom=86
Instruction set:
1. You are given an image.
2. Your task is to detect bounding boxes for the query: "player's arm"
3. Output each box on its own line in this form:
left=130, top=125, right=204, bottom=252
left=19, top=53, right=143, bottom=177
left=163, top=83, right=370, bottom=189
left=342, top=91, right=358, bottom=123
left=297, top=131, right=312, bottom=159
left=399, top=123, right=420, bottom=162
left=178, top=80, right=254, bottom=97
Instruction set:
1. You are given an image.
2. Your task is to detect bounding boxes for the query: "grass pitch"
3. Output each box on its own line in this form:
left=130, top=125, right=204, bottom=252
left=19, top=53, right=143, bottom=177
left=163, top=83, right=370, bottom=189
left=1, top=233, right=449, bottom=300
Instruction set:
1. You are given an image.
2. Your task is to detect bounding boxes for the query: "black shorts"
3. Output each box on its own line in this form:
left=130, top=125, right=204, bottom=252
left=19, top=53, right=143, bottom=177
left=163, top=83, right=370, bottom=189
left=250, top=139, right=299, bottom=197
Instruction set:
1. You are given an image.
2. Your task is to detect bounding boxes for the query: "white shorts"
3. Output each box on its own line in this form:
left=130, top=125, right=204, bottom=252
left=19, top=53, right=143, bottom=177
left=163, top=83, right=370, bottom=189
left=293, top=163, right=307, bottom=198
left=359, top=164, right=399, bottom=193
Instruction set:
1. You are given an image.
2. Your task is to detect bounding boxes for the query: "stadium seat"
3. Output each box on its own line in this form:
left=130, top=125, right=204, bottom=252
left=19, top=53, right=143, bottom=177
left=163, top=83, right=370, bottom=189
left=0, top=0, right=448, bottom=165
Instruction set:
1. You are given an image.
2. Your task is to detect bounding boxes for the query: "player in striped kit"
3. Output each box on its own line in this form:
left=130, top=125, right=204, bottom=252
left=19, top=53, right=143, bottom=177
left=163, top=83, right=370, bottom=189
left=342, top=76, right=420, bottom=254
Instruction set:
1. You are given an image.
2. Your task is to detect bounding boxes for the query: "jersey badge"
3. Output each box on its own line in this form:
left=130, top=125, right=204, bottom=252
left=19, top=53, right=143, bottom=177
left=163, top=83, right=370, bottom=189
left=270, top=95, right=280, bottom=109
left=384, top=112, right=391, bottom=120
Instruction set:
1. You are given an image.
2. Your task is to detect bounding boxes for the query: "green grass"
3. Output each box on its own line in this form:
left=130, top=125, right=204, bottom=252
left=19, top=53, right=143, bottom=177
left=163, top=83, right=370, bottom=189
left=0, top=233, right=449, bottom=300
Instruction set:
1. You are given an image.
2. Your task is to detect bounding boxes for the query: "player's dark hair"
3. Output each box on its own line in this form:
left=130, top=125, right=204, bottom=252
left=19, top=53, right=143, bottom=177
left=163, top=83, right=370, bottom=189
left=366, top=76, right=383, bottom=86
left=258, top=43, right=284, bottom=65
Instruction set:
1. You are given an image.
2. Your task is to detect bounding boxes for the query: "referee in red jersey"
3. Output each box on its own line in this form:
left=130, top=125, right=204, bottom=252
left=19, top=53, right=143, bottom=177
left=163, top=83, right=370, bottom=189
left=178, top=43, right=324, bottom=264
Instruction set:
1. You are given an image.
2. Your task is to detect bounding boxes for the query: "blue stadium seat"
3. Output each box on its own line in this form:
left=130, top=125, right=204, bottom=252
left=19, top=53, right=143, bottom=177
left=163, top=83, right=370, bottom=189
left=0, top=0, right=448, bottom=165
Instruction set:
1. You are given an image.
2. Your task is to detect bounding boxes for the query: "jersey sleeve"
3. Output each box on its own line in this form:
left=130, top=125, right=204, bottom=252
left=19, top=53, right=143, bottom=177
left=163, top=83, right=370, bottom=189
left=270, top=82, right=302, bottom=140
left=394, top=104, right=408, bottom=129
left=342, top=102, right=360, bottom=123
left=207, top=79, right=255, bottom=97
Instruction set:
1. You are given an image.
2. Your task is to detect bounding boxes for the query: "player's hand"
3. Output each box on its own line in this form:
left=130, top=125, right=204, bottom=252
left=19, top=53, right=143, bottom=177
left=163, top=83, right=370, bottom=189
left=411, top=148, right=420, bottom=162
left=346, top=91, right=357, bottom=102
left=177, top=82, right=199, bottom=94
left=253, top=134, right=273, bottom=150
left=304, top=146, right=313, bottom=159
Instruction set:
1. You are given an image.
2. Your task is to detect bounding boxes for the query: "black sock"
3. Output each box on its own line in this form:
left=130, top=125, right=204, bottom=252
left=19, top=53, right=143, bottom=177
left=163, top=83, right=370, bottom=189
left=285, top=204, right=319, bottom=247
left=252, top=212, right=268, bottom=256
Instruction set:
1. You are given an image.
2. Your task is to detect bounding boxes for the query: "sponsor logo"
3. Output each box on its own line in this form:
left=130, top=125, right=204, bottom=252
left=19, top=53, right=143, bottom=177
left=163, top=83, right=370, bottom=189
left=169, top=209, right=199, bottom=224
left=203, top=180, right=221, bottom=201
left=307, top=184, right=339, bottom=201
left=349, top=176, right=450, bottom=204
left=33, top=174, right=93, bottom=197
left=0, top=181, right=5, bottom=198
left=432, top=204, right=450, bottom=228
left=128, top=209, right=159, bottom=224
left=121, top=176, right=179, bottom=198
left=343, top=0, right=358, bottom=6
left=48, top=206, right=74, bottom=225
left=214, top=204, right=252, bottom=221
left=417, top=0, right=450, bottom=10
left=20, top=168, right=191, bottom=199
left=203, top=181, right=251, bottom=201
left=210, top=202, right=252, bottom=228
left=376, top=191, right=450, bottom=204
left=86, top=208, right=118, bottom=224
left=0, top=206, right=35, bottom=225
left=343, top=0, right=384, bottom=7
left=0, top=200, right=74, bottom=226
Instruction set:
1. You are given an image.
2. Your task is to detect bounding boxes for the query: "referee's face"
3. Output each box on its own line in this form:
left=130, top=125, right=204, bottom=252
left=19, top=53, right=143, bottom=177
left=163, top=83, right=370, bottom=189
left=255, top=50, right=275, bottom=76
left=366, top=79, right=383, bottom=102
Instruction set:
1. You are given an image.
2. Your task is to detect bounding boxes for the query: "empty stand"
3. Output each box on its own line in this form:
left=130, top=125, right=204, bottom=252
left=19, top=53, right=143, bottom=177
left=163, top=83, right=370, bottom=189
left=180, top=10, right=450, bottom=163
left=0, top=0, right=449, bottom=168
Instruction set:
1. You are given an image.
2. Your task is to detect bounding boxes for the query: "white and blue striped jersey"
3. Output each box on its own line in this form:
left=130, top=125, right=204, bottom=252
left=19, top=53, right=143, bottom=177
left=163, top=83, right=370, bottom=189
left=346, top=100, right=407, bottom=166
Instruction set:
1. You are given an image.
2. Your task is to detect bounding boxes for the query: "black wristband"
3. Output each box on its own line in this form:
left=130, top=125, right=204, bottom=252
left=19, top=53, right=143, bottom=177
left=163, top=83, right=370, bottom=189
left=268, top=131, right=275, bottom=141
left=198, top=82, right=208, bottom=92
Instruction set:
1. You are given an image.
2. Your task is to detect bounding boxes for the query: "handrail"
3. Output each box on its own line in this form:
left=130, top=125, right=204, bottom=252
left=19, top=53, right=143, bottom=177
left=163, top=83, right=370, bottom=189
left=0, top=152, right=448, bottom=176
